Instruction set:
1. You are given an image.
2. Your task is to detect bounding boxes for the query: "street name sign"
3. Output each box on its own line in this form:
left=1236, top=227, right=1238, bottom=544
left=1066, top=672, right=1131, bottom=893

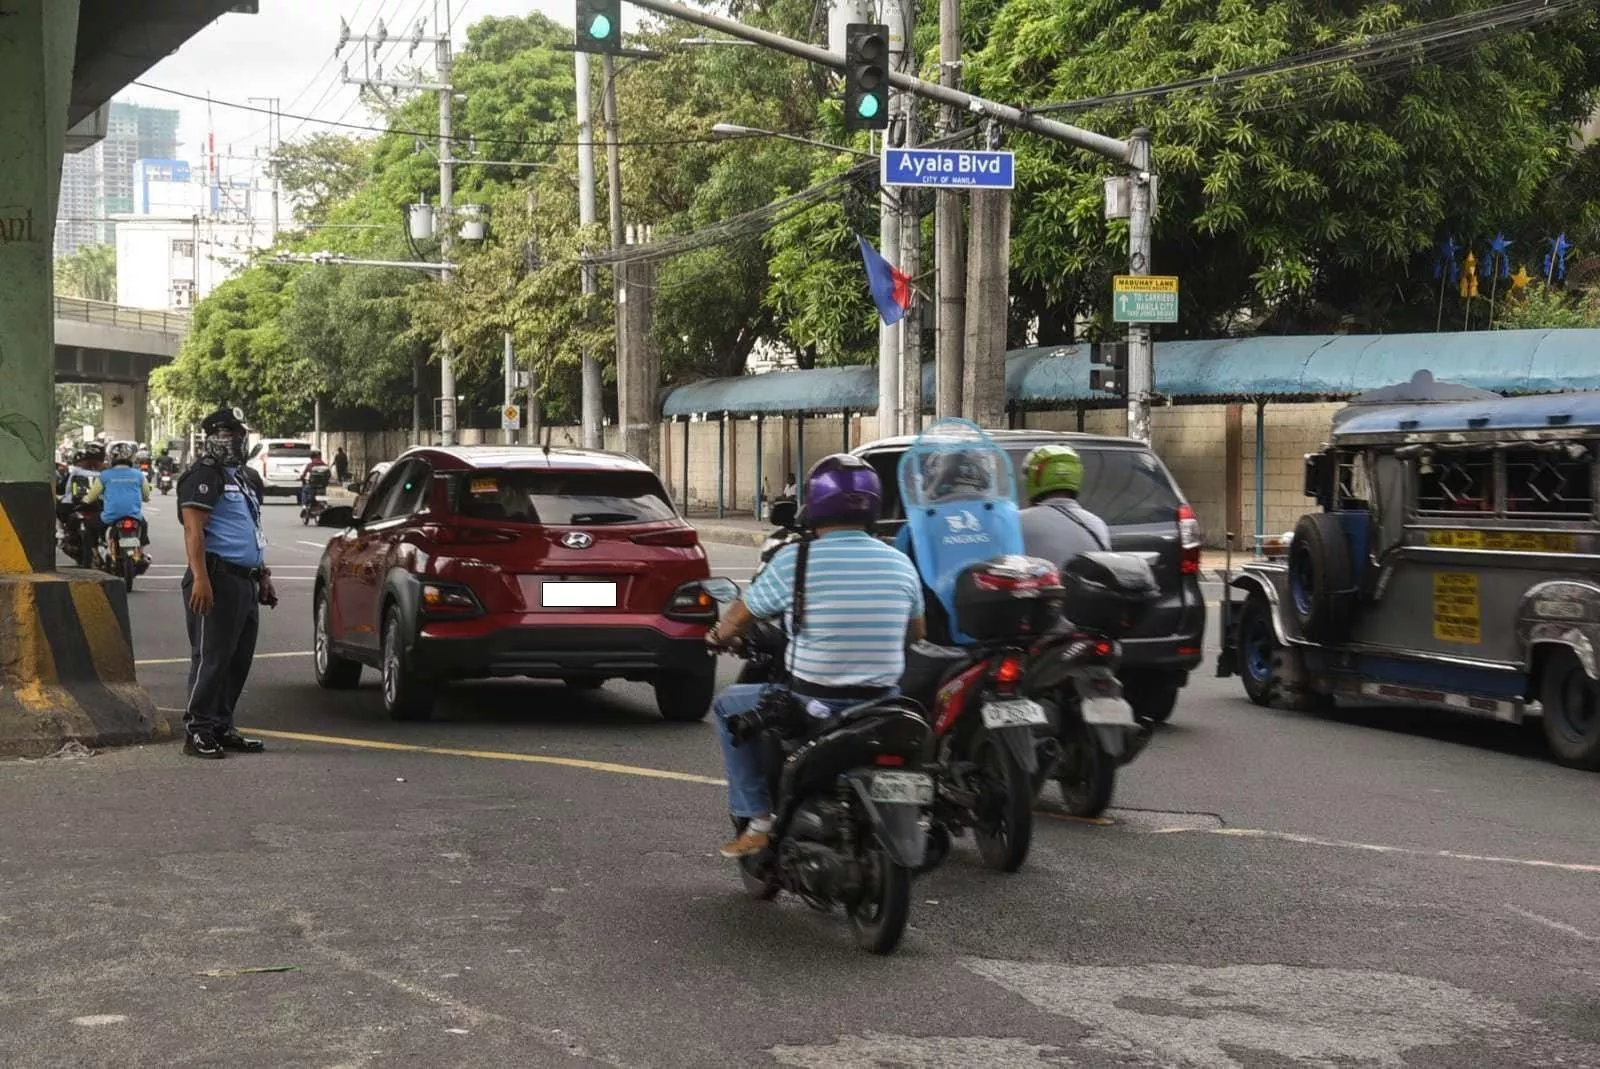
left=881, top=148, right=1016, bottom=189
left=500, top=404, right=521, bottom=431
left=1113, top=275, right=1179, bottom=323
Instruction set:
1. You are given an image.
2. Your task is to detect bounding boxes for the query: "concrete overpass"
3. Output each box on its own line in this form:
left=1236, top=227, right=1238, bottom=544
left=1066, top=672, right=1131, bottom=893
left=53, top=295, right=188, bottom=441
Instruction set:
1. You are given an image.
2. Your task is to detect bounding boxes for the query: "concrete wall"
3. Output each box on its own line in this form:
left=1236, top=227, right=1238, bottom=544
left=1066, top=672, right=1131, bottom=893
left=314, top=401, right=1344, bottom=547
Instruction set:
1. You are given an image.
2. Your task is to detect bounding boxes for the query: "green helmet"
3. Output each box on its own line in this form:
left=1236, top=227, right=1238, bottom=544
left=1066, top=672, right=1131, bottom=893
left=1023, top=444, right=1083, bottom=501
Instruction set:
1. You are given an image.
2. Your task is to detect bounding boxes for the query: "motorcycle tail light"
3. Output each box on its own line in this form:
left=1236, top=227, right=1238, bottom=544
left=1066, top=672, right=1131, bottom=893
left=118, top=519, right=138, bottom=531
left=972, top=567, right=1060, bottom=593
left=994, top=656, right=1024, bottom=687
left=1093, top=640, right=1113, bottom=658
left=873, top=754, right=906, bottom=767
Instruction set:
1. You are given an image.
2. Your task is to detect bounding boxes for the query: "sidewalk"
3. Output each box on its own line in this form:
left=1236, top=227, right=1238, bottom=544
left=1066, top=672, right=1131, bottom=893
left=686, top=513, right=1249, bottom=581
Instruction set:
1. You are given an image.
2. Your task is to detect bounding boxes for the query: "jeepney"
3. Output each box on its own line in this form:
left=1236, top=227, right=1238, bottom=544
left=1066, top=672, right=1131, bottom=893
left=1218, top=371, right=1600, bottom=770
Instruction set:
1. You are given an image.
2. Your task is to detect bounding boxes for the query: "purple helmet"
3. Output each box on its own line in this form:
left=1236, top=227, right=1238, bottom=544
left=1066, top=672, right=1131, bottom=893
left=802, top=453, right=882, bottom=528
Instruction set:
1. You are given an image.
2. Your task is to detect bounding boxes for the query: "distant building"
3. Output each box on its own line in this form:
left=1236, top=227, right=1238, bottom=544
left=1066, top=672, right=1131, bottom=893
left=53, top=101, right=181, bottom=259
left=115, top=217, right=274, bottom=311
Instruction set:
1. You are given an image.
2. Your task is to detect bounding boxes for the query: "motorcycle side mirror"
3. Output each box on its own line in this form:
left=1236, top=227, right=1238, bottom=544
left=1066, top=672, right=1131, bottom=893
left=317, top=505, right=356, bottom=529
left=701, top=577, right=741, bottom=604
left=769, top=499, right=798, bottom=530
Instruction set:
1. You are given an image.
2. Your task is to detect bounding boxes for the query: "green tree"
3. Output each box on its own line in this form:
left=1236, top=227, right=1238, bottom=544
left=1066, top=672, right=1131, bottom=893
left=271, top=134, right=372, bottom=225
left=55, top=243, right=117, bottom=302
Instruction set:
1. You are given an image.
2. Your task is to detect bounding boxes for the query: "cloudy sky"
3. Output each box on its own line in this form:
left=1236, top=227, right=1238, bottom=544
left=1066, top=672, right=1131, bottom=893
left=120, top=0, right=571, bottom=169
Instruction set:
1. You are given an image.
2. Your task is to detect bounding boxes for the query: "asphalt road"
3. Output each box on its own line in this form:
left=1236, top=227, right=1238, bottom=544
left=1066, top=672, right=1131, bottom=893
left=2, top=498, right=1597, bottom=1068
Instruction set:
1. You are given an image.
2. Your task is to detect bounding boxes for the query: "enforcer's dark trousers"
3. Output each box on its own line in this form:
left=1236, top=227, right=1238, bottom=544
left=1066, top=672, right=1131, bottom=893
left=182, top=565, right=260, bottom=735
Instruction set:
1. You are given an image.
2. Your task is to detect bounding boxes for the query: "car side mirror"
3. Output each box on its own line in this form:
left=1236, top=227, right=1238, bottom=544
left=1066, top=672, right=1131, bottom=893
left=769, top=499, right=798, bottom=530
left=318, top=505, right=355, bottom=528
left=1303, top=451, right=1332, bottom=503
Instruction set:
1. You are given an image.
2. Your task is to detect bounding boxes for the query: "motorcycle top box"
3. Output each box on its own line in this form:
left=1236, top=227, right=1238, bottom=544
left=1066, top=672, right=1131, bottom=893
left=1061, top=551, right=1160, bottom=636
left=952, top=555, right=1065, bottom=642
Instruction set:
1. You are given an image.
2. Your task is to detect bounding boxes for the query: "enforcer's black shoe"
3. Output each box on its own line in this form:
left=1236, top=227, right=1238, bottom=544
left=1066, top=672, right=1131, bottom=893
left=215, top=731, right=265, bottom=754
left=183, top=732, right=225, bottom=759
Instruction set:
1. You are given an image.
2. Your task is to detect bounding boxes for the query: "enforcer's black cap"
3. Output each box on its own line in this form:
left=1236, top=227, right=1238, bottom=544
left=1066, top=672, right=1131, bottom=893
left=201, top=406, right=246, bottom=435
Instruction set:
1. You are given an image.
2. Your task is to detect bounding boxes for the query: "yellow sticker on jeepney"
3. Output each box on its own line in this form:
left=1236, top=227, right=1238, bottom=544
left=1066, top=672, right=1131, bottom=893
left=469, top=478, right=498, bottom=495
left=1425, top=529, right=1577, bottom=553
left=1432, top=572, right=1481, bottom=644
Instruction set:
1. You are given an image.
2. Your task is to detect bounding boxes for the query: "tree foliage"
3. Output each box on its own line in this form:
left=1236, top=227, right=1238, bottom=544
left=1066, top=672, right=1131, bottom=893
left=55, top=243, right=117, bottom=302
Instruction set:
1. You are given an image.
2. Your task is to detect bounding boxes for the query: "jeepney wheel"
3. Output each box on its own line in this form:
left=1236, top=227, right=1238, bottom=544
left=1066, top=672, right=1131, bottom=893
left=1539, top=647, right=1600, bottom=770
left=1288, top=513, right=1355, bottom=644
left=1236, top=595, right=1278, bottom=707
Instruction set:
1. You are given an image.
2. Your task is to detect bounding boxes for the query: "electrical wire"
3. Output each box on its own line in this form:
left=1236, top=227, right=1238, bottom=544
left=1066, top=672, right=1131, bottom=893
left=1030, top=0, right=1594, bottom=116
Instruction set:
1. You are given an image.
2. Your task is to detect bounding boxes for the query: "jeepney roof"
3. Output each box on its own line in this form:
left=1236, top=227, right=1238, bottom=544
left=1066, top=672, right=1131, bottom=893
left=1332, top=389, right=1600, bottom=444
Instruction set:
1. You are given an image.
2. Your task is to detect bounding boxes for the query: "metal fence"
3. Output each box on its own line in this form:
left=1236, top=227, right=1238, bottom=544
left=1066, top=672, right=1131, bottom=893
left=53, top=295, right=190, bottom=337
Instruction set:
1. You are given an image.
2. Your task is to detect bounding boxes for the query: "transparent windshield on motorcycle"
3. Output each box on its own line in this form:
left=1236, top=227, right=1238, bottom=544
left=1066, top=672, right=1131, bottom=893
left=897, top=418, right=1017, bottom=510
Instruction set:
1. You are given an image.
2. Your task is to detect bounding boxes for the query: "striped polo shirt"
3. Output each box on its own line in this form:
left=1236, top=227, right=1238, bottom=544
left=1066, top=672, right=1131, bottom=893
left=743, top=529, right=925, bottom=688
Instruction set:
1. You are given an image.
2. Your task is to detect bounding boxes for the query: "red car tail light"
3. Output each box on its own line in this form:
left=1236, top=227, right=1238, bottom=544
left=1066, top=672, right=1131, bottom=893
left=419, top=524, right=519, bottom=545
left=1178, top=504, right=1202, bottom=575
left=420, top=582, right=483, bottom=618
left=631, top=528, right=699, bottom=548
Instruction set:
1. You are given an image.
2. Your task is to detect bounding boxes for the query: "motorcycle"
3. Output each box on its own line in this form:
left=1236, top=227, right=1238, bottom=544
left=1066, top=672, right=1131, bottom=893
left=103, top=516, right=150, bottom=592
left=58, top=505, right=97, bottom=569
left=156, top=470, right=173, bottom=495
left=300, top=468, right=332, bottom=526
left=1019, top=552, right=1163, bottom=817
left=717, top=590, right=940, bottom=955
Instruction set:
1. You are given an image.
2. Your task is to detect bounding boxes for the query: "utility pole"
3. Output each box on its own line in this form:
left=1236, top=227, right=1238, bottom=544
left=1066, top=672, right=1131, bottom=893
left=877, top=1, right=907, bottom=440
left=1124, top=127, right=1155, bottom=444
left=895, top=0, right=920, bottom=435
left=603, top=53, right=626, bottom=453
left=575, top=52, right=603, bottom=449
left=341, top=7, right=459, bottom=445
left=247, top=96, right=281, bottom=241
left=503, top=333, right=516, bottom=445
left=963, top=146, right=1010, bottom=430
left=934, top=0, right=964, bottom=419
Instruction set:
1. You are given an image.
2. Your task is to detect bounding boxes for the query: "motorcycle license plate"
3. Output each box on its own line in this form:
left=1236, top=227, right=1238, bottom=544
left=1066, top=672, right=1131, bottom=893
left=1082, top=696, right=1136, bottom=726
left=981, top=698, right=1047, bottom=729
left=118, top=538, right=140, bottom=548
left=868, top=771, right=934, bottom=806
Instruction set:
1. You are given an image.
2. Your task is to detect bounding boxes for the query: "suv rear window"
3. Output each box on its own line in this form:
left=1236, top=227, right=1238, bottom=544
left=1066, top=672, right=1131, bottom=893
left=452, top=469, right=677, bottom=525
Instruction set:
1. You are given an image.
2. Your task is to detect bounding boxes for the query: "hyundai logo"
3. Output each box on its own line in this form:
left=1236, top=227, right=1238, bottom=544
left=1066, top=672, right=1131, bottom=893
left=561, top=531, right=595, bottom=549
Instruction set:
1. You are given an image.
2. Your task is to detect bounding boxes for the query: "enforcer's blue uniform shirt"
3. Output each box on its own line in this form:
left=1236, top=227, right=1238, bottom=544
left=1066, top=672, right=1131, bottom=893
left=177, top=460, right=266, bottom=569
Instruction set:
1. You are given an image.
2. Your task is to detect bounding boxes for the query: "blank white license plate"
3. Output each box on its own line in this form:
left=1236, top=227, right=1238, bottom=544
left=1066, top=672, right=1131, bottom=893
left=118, top=537, right=140, bottom=548
left=1082, top=696, right=1136, bottom=726
left=982, top=698, right=1048, bottom=729
left=869, top=771, right=935, bottom=806
left=541, top=581, right=617, bottom=608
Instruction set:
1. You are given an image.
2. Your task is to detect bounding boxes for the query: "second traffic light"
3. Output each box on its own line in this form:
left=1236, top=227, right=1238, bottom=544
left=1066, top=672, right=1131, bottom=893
left=1090, top=342, right=1128, bottom=396
left=575, top=0, right=621, bottom=52
left=844, top=23, right=890, bottom=131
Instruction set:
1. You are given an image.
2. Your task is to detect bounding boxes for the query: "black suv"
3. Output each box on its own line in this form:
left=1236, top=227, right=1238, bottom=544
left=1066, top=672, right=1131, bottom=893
left=854, top=430, right=1206, bottom=722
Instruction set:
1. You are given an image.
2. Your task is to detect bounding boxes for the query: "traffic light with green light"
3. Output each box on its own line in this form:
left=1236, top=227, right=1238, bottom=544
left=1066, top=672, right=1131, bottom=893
left=575, top=0, right=621, bottom=53
left=844, top=23, right=889, bottom=131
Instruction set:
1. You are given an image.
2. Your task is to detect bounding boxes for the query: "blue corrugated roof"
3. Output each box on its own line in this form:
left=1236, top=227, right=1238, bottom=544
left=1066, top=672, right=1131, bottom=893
left=1333, top=390, right=1600, bottom=438
left=659, top=329, right=1600, bottom=415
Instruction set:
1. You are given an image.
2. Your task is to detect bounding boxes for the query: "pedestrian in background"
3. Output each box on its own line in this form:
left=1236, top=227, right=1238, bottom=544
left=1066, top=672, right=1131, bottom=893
left=332, top=446, right=350, bottom=486
left=176, top=406, right=277, bottom=760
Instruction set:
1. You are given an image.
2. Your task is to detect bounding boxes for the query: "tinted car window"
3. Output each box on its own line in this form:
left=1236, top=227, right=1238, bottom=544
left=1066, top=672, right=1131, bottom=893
left=453, top=469, right=677, bottom=525
left=366, top=461, right=430, bottom=523
left=1070, top=449, right=1183, bottom=525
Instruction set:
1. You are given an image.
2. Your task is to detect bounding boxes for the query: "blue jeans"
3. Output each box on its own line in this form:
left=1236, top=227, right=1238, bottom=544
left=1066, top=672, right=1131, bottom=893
left=714, top=684, right=892, bottom=819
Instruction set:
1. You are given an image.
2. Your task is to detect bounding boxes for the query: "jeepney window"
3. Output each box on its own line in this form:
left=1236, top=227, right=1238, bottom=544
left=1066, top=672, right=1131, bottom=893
left=1335, top=452, right=1371, bottom=507
left=1414, top=451, right=1495, bottom=514
left=1504, top=448, right=1594, bottom=518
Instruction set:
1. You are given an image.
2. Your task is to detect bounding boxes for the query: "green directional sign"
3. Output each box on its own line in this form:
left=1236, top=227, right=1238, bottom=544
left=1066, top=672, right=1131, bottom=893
left=1113, top=275, right=1179, bottom=324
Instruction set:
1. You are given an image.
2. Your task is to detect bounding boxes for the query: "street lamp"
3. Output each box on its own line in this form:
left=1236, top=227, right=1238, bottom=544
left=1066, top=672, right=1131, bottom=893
left=710, top=123, right=876, bottom=161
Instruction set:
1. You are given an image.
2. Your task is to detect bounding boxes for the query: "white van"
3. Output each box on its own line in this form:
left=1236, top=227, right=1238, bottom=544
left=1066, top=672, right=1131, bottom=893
left=247, top=438, right=315, bottom=497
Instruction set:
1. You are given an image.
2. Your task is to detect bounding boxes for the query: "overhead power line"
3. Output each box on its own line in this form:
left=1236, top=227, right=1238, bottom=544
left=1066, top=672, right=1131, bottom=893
left=1032, top=0, right=1596, bottom=115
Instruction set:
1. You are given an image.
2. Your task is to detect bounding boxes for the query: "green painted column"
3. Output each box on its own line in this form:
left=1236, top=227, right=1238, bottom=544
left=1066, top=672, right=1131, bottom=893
left=0, top=0, right=80, bottom=573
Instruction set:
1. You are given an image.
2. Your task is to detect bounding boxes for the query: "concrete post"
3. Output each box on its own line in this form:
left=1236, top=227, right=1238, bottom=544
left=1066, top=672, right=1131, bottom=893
left=962, top=188, right=1011, bottom=430
left=99, top=384, right=147, bottom=442
left=619, top=253, right=659, bottom=471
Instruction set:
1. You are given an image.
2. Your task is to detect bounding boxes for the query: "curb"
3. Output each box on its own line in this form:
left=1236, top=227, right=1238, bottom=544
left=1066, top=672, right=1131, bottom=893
left=691, top=523, right=770, bottom=549
left=0, top=571, right=165, bottom=758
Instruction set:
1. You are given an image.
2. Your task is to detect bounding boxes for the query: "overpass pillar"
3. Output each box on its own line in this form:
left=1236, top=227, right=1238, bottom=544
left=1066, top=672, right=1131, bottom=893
left=100, top=384, right=147, bottom=443
left=0, top=0, right=165, bottom=757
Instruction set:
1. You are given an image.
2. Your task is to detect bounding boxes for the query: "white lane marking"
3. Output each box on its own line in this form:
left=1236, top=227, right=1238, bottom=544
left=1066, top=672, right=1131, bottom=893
left=964, top=960, right=1540, bottom=1069
left=72, top=1015, right=128, bottom=1027
left=1504, top=904, right=1599, bottom=942
left=297, top=540, right=328, bottom=549
left=771, top=1035, right=1066, bottom=1068
left=139, top=650, right=311, bottom=667
left=1151, top=826, right=1600, bottom=875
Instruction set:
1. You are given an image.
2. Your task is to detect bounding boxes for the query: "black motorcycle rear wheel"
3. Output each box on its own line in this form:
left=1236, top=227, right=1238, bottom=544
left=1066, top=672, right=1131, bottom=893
left=119, top=553, right=136, bottom=592
left=848, top=837, right=911, bottom=954
left=1056, top=718, right=1116, bottom=818
left=731, top=817, right=779, bottom=900
left=971, top=735, right=1034, bottom=872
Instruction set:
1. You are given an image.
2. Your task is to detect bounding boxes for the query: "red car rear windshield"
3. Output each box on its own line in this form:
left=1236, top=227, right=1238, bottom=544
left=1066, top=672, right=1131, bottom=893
left=452, top=469, right=677, bottom=525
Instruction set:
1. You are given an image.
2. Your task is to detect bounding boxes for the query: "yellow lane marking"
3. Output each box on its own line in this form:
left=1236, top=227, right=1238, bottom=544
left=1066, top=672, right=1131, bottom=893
left=138, top=650, right=311, bottom=667
left=69, top=582, right=137, bottom=677
left=1152, top=826, right=1600, bottom=875
left=230, top=727, right=729, bottom=786
left=1036, top=810, right=1116, bottom=826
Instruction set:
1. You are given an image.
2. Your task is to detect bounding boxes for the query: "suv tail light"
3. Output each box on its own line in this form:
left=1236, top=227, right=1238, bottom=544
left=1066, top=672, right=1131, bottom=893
left=665, top=581, right=719, bottom=622
left=420, top=582, right=483, bottom=618
left=1177, top=504, right=1202, bottom=575
left=419, top=523, right=519, bottom=545
left=631, top=528, right=699, bottom=548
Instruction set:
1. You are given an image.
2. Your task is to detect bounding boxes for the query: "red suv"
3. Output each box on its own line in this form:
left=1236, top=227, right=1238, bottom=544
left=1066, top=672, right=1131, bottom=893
left=312, top=446, right=720, bottom=722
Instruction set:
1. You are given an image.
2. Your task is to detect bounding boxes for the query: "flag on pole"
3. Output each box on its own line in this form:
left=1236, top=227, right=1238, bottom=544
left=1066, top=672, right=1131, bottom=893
left=856, top=234, right=913, bottom=325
